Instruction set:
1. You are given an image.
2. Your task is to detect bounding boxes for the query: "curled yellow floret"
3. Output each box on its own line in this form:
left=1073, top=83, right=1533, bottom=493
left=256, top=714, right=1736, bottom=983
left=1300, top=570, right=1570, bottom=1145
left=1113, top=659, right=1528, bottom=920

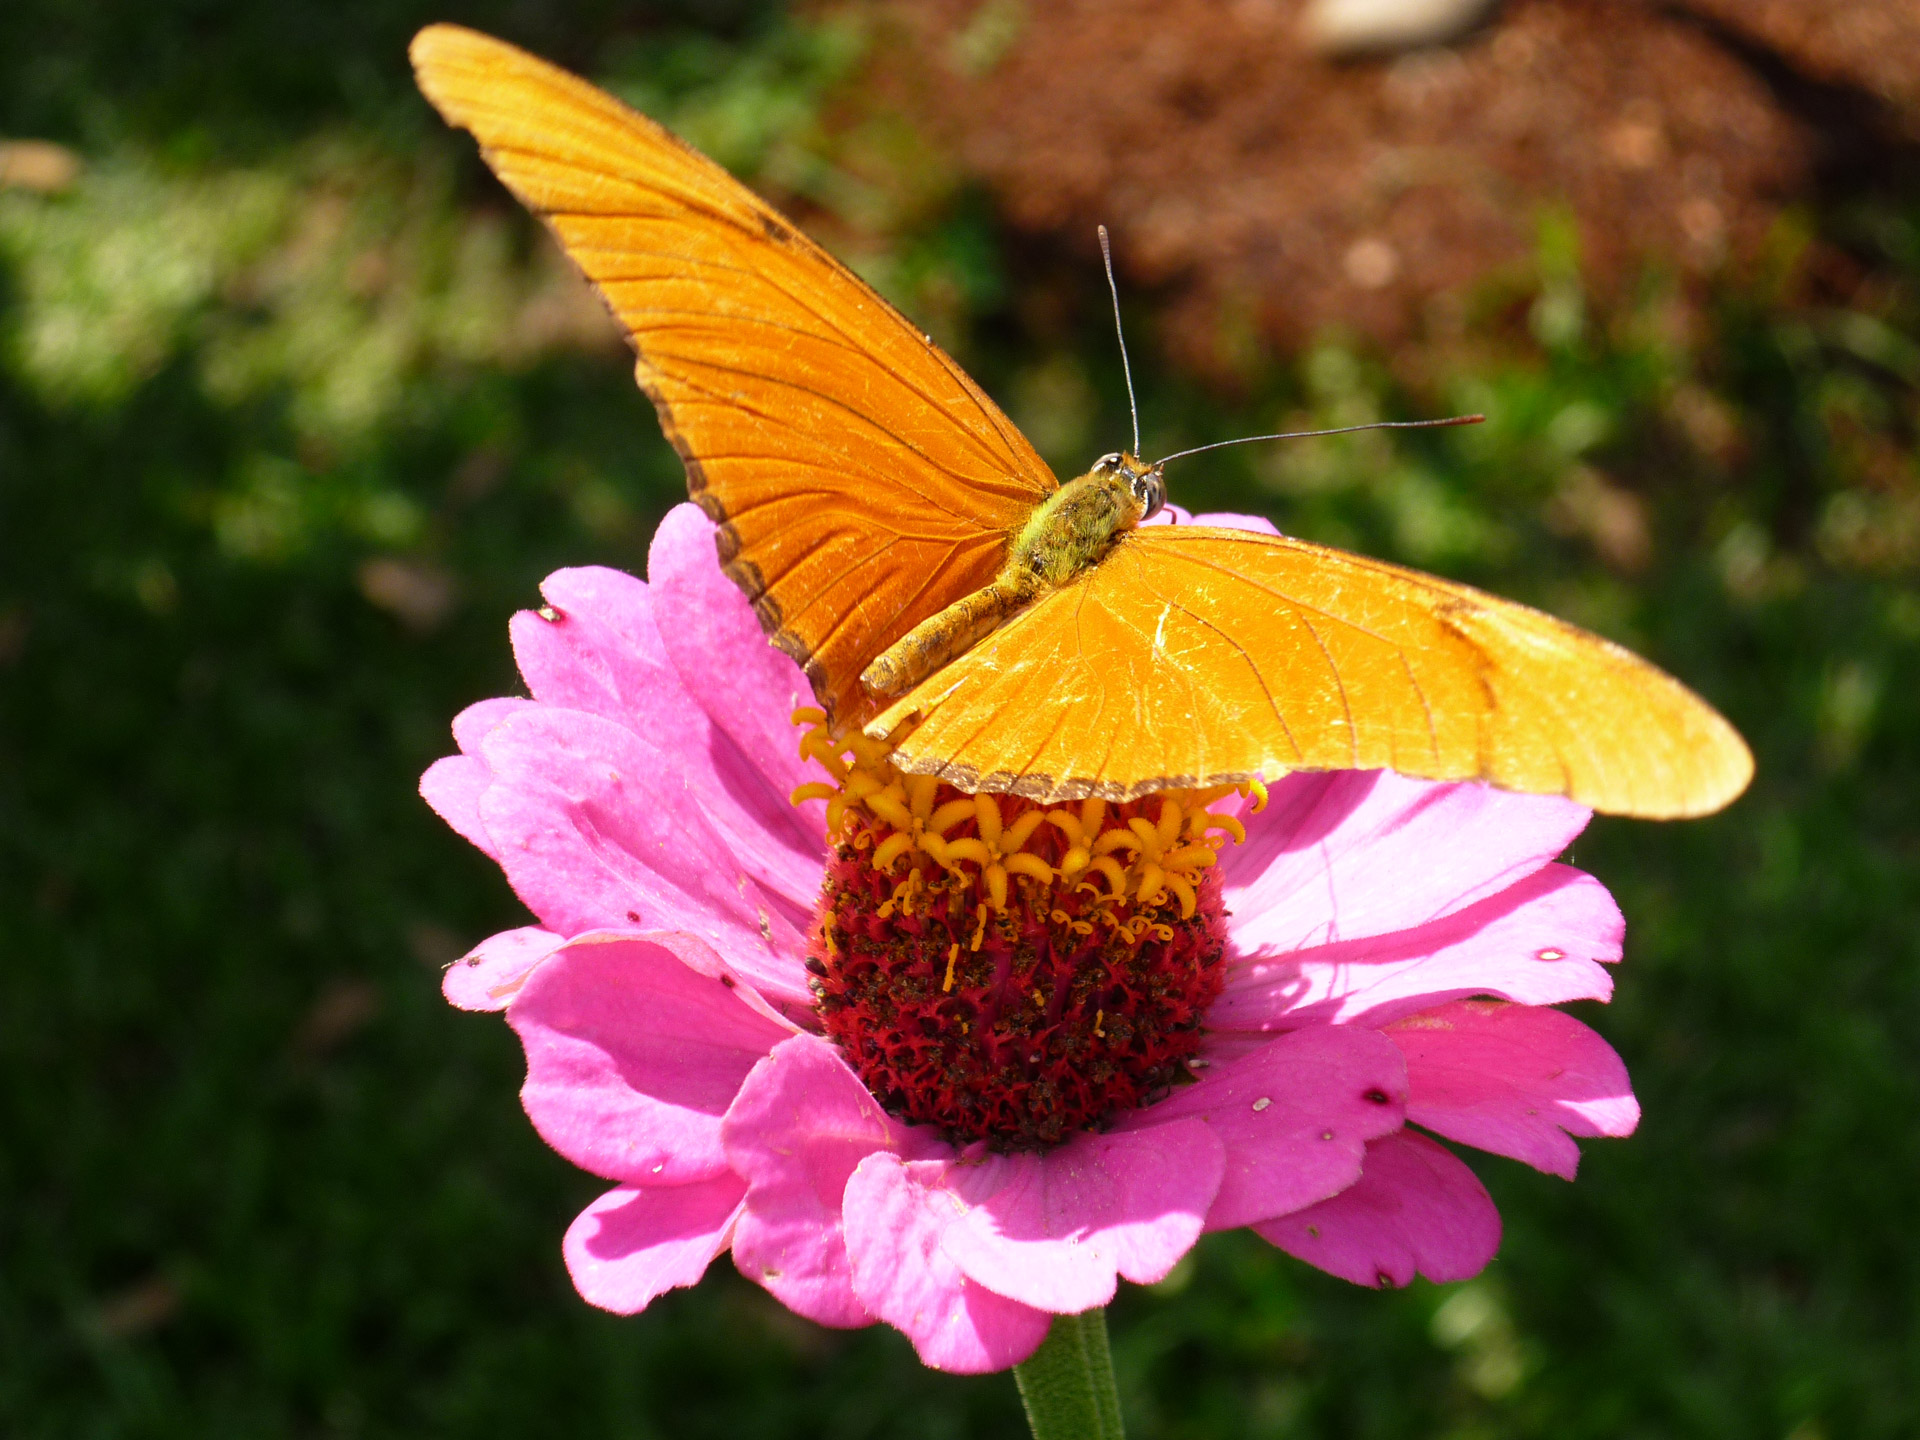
left=789, top=714, right=1248, bottom=925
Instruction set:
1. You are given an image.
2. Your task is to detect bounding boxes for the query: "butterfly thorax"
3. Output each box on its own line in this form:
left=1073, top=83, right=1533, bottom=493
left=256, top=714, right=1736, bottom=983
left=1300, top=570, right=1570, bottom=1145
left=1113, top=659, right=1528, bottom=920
left=860, top=454, right=1165, bottom=703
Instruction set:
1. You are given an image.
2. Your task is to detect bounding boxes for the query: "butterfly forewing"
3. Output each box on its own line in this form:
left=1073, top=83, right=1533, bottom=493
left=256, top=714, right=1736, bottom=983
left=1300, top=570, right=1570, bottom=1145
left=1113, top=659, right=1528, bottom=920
left=410, top=25, right=1056, bottom=724
left=876, top=526, right=1753, bottom=819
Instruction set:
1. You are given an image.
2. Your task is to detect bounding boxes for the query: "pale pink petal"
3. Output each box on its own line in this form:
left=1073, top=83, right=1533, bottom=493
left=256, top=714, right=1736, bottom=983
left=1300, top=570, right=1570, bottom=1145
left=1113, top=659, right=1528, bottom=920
left=1192, top=511, right=1283, bottom=533
left=474, top=706, right=811, bottom=1009
left=1214, top=863, right=1621, bottom=1032
left=1122, top=1026, right=1407, bottom=1230
left=1221, top=771, right=1592, bottom=953
left=1256, top=1130, right=1501, bottom=1287
left=648, top=504, right=825, bottom=808
left=724, top=1034, right=941, bottom=1329
left=451, top=696, right=536, bottom=756
left=1140, top=507, right=1280, bottom=534
left=1387, top=1000, right=1638, bottom=1179
left=511, top=567, right=661, bottom=719
left=562, top=1176, right=746, bottom=1314
left=420, top=754, right=499, bottom=861
left=442, top=925, right=565, bottom=1011
left=843, top=1152, right=1053, bottom=1374
left=510, top=932, right=792, bottom=1184
left=938, top=1122, right=1223, bottom=1312
left=511, top=568, right=827, bottom=908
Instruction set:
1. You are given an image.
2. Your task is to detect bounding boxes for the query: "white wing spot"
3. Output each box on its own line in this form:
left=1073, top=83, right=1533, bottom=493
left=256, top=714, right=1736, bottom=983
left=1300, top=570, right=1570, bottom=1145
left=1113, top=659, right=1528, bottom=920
left=1153, top=603, right=1171, bottom=654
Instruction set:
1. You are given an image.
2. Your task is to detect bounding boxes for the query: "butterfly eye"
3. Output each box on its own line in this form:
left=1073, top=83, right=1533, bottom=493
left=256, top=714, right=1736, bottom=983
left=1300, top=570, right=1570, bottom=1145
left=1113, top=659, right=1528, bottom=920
left=1131, top=466, right=1166, bottom=521
left=1093, top=452, right=1124, bottom=475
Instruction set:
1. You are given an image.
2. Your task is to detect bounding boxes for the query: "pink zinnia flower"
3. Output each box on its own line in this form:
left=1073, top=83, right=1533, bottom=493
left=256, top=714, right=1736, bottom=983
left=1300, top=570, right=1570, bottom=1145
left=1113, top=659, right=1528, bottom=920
left=421, top=502, right=1638, bottom=1374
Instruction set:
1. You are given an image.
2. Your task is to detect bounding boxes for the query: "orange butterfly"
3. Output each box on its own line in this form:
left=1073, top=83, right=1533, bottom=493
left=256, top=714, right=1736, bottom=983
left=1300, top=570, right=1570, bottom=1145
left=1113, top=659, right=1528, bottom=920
left=411, top=24, right=1751, bottom=820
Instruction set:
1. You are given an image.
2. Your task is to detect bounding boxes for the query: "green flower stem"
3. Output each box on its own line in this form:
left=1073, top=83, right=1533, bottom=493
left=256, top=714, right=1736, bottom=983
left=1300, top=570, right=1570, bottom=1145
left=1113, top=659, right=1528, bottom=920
left=1013, top=1309, right=1125, bottom=1440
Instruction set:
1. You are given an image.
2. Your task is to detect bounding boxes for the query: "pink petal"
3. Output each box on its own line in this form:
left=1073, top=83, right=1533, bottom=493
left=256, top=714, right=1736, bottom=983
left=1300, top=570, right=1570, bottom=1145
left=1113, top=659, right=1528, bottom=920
left=562, top=1175, right=746, bottom=1314
left=420, top=754, right=499, bottom=860
left=1257, top=1129, right=1501, bottom=1287
left=512, top=568, right=827, bottom=909
left=843, top=1152, right=1054, bottom=1374
left=442, top=925, right=565, bottom=1011
left=648, top=504, right=825, bottom=809
left=474, top=705, right=811, bottom=1010
left=511, top=567, right=662, bottom=720
left=451, top=696, right=536, bottom=756
left=1221, top=771, right=1592, bottom=954
left=1193, top=511, right=1283, bottom=533
left=1387, top=1000, right=1639, bottom=1179
left=1214, top=863, right=1622, bottom=1033
left=509, top=932, right=792, bottom=1184
left=937, top=1122, right=1224, bottom=1313
left=723, top=1035, right=940, bottom=1329
left=1140, top=507, right=1280, bottom=534
left=1123, top=1026, right=1407, bottom=1230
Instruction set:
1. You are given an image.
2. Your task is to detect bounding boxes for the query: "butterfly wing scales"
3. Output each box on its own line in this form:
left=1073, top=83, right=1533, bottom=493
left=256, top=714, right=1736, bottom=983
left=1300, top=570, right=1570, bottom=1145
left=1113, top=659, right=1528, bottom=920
left=876, top=526, right=1752, bottom=818
left=410, top=24, right=1056, bottom=724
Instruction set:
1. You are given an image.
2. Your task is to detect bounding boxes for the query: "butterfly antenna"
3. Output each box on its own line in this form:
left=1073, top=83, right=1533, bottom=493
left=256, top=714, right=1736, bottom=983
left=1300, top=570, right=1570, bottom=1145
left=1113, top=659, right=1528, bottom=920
left=1098, top=224, right=1142, bottom=458
left=1153, top=414, right=1484, bottom=468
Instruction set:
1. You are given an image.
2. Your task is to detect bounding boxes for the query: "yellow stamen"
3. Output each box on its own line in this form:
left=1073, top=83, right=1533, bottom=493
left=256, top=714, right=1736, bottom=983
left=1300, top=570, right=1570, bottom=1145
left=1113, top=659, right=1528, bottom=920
left=974, top=792, right=1003, bottom=848
left=1155, top=798, right=1182, bottom=848
left=943, top=942, right=960, bottom=992
left=1204, top=813, right=1247, bottom=845
left=872, top=831, right=916, bottom=872
left=942, top=837, right=993, bottom=869
left=1004, top=852, right=1054, bottom=884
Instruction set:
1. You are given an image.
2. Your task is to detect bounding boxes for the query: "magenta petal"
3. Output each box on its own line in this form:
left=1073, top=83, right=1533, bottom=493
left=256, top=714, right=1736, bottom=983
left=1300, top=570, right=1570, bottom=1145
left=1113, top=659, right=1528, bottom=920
left=1222, top=771, right=1592, bottom=953
left=843, top=1152, right=1054, bottom=1374
left=1388, top=1000, right=1639, bottom=1179
left=510, top=932, right=792, bottom=1184
left=724, top=1035, right=938, bottom=1329
left=451, top=696, right=536, bottom=756
left=562, top=1175, right=746, bottom=1315
left=511, top=566, right=660, bottom=719
left=442, top=925, right=565, bottom=1012
left=1123, top=1026, right=1407, bottom=1230
left=1190, top=511, right=1282, bottom=533
left=1215, top=863, right=1622, bottom=1032
left=420, top=754, right=499, bottom=861
left=648, top=505, right=823, bottom=807
left=513, top=568, right=827, bottom=908
left=475, top=705, right=811, bottom=1009
left=1256, top=1130, right=1501, bottom=1287
left=939, top=1122, right=1223, bottom=1312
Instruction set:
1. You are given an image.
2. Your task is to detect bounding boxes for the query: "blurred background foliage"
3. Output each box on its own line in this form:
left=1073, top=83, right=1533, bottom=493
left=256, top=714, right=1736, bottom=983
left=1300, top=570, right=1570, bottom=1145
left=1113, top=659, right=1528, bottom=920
left=2, top=1, right=1917, bottom=1437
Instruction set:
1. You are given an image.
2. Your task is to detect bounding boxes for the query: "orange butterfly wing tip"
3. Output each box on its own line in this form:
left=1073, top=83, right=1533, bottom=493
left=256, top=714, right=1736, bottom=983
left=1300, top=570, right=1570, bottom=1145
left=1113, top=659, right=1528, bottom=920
left=870, top=527, right=1752, bottom=820
left=409, top=25, right=1056, bottom=728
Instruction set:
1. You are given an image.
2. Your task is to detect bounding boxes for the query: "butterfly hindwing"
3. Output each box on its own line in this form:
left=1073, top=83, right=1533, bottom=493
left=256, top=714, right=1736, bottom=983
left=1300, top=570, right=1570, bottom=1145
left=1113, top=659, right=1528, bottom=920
left=410, top=24, right=1057, bottom=725
left=876, top=525, right=1752, bottom=819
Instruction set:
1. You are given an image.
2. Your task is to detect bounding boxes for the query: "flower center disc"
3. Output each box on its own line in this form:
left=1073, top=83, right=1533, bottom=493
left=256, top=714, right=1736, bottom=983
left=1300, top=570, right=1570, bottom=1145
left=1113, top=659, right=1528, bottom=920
left=793, top=714, right=1246, bottom=1151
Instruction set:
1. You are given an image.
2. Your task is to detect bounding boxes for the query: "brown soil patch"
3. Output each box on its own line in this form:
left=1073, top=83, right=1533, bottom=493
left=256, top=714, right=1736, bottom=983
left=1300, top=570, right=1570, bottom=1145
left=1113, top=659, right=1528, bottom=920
left=1670, top=0, right=1920, bottom=134
left=867, top=0, right=1811, bottom=364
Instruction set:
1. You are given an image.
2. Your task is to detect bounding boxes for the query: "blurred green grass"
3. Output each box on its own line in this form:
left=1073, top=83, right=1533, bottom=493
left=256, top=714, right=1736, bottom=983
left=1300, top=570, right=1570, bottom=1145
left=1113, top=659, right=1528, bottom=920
left=3, top=3, right=1918, bottom=1437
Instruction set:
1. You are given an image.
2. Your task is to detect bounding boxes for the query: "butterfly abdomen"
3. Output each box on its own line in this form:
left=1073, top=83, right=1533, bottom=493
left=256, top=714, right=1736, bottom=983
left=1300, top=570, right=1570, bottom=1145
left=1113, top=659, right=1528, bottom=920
left=861, top=571, right=1040, bottom=699
left=862, top=469, right=1144, bottom=701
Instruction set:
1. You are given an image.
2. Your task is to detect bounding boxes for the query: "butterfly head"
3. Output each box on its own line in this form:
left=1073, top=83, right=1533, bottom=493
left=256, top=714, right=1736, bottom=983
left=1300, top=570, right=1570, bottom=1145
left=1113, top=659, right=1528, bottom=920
left=1091, top=452, right=1167, bottom=523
